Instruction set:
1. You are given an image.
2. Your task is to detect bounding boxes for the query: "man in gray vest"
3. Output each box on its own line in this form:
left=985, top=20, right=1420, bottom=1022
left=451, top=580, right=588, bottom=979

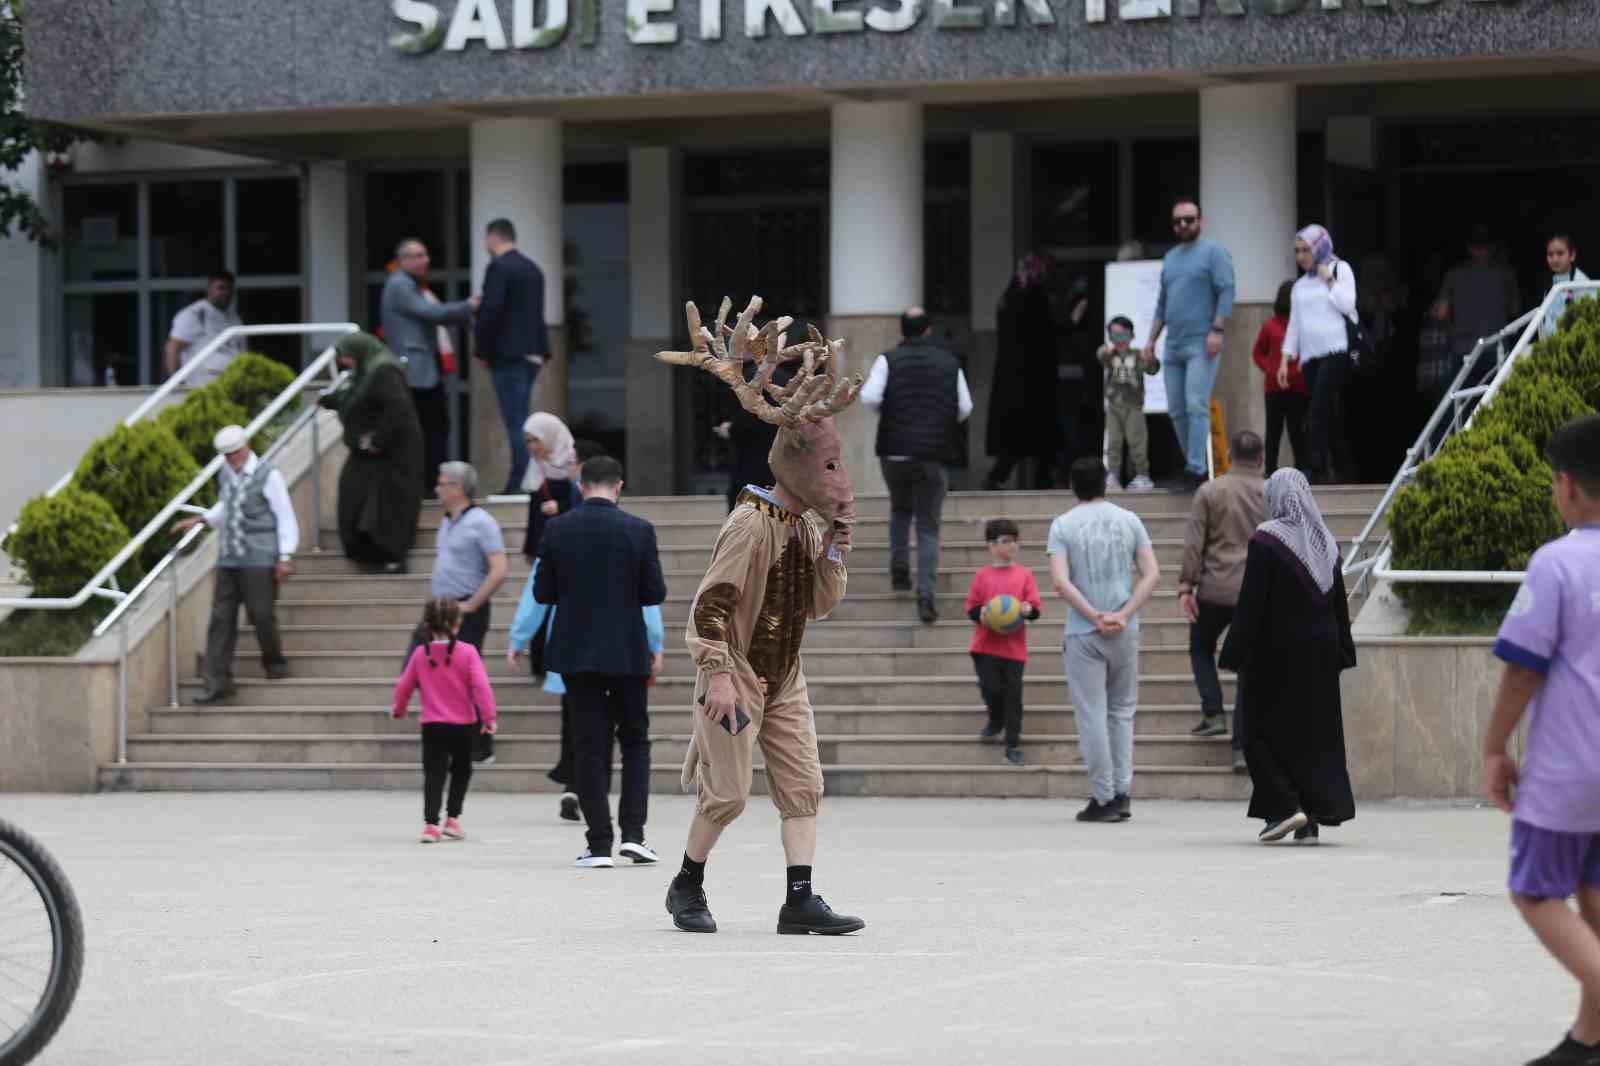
left=171, top=425, right=299, bottom=704
left=861, top=306, right=973, bottom=624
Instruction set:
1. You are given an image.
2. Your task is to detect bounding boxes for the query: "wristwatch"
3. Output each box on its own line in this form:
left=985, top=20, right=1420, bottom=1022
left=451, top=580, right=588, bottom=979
left=1208, top=326, right=1225, bottom=336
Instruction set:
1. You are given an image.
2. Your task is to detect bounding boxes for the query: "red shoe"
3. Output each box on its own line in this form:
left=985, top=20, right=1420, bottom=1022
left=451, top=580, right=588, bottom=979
left=442, top=818, right=465, bottom=840
left=419, top=824, right=442, bottom=844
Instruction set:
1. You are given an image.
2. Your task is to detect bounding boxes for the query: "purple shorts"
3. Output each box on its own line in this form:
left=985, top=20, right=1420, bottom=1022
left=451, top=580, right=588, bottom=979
left=1508, top=820, right=1600, bottom=900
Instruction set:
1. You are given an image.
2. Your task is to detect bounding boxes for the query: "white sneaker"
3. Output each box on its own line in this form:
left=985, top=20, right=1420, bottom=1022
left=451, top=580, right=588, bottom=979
left=1128, top=475, right=1155, bottom=492
left=574, top=850, right=615, bottom=868
left=619, top=841, right=659, bottom=864
left=1106, top=475, right=1123, bottom=492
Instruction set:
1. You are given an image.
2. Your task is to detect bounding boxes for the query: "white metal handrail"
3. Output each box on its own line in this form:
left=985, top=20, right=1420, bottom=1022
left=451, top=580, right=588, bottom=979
left=1342, top=280, right=1600, bottom=593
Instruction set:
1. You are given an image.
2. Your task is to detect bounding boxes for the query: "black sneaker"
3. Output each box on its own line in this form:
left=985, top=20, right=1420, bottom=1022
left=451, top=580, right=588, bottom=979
left=890, top=568, right=911, bottom=592
left=264, top=663, right=291, bottom=680
left=666, top=878, right=717, bottom=933
left=558, top=792, right=580, bottom=822
left=1005, top=747, right=1025, bottom=766
left=1293, top=822, right=1319, bottom=845
left=191, top=689, right=230, bottom=705
left=777, top=895, right=865, bottom=935
left=1113, top=793, right=1132, bottom=820
left=1259, top=811, right=1308, bottom=843
left=1075, top=798, right=1122, bottom=823
left=1191, top=715, right=1227, bottom=737
left=1526, top=1035, right=1600, bottom=1066
left=979, top=724, right=1002, bottom=742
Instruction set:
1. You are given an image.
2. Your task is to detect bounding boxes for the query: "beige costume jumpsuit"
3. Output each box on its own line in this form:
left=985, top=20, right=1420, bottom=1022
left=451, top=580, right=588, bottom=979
left=682, top=489, right=847, bottom=825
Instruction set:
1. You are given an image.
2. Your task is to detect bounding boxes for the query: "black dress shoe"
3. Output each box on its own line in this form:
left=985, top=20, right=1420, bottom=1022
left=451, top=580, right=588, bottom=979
left=666, top=878, right=717, bottom=933
left=191, top=689, right=229, bottom=705
left=1114, top=793, right=1132, bottom=820
left=917, top=598, right=939, bottom=625
left=264, top=664, right=290, bottom=680
left=777, top=895, right=865, bottom=935
left=890, top=568, right=911, bottom=592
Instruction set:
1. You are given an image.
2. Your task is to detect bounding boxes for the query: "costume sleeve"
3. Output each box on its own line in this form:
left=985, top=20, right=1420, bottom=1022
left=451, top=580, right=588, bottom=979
left=686, top=512, right=765, bottom=675
left=1218, top=538, right=1270, bottom=673
left=463, top=645, right=497, bottom=728
left=809, top=513, right=848, bottom=619
left=391, top=647, right=422, bottom=718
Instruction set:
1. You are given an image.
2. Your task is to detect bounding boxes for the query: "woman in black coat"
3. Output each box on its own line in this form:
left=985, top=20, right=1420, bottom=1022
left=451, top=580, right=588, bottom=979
left=319, top=332, right=425, bottom=573
left=986, top=255, right=1062, bottom=489
left=1219, top=468, right=1356, bottom=844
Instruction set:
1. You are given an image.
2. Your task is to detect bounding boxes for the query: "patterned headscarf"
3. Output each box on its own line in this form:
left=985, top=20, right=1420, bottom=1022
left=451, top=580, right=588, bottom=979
left=1014, top=253, right=1049, bottom=290
left=521, top=411, right=579, bottom=491
left=1296, top=224, right=1335, bottom=267
left=1258, top=468, right=1340, bottom=594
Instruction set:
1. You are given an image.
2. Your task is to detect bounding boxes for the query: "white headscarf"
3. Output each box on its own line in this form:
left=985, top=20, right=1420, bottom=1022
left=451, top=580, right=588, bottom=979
left=1258, top=469, right=1340, bottom=594
left=521, top=412, right=579, bottom=491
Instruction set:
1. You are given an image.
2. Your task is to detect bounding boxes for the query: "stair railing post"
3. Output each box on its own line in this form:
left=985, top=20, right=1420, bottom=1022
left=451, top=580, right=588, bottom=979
left=117, top=620, right=129, bottom=765
left=167, top=563, right=180, bottom=709
left=310, top=412, right=323, bottom=554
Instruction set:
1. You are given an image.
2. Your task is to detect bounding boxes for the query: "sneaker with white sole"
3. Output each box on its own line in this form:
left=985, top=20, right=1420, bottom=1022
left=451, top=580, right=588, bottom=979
left=1106, top=475, right=1123, bottom=492
left=574, top=850, right=614, bottom=868
left=441, top=817, right=465, bottom=840
left=1128, top=475, right=1155, bottom=492
left=558, top=792, right=580, bottom=822
left=419, top=824, right=442, bottom=844
left=1258, top=811, right=1308, bottom=843
left=619, top=841, right=660, bottom=864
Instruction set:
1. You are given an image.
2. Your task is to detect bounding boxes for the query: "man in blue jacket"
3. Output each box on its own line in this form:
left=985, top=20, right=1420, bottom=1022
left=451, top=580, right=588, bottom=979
left=535, top=455, right=667, bottom=868
left=1144, top=198, right=1236, bottom=493
left=475, top=219, right=551, bottom=495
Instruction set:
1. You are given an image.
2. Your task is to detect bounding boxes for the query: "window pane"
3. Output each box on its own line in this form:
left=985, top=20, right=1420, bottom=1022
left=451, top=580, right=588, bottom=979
left=365, top=171, right=445, bottom=272
left=1131, top=139, right=1199, bottom=248
left=149, top=180, right=225, bottom=279
left=65, top=292, right=138, bottom=387
left=62, top=183, right=138, bottom=283
left=237, top=178, right=302, bottom=275
left=1031, top=142, right=1120, bottom=250
left=236, top=288, right=306, bottom=368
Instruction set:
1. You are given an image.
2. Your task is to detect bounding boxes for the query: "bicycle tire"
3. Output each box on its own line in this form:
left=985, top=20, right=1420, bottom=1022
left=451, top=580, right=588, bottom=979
left=0, top=819, right=85, bottom=1066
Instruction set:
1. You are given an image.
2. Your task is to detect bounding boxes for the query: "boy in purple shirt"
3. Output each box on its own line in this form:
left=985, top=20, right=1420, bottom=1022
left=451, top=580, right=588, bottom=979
left=1484, top=414, right=1600, bottom=1066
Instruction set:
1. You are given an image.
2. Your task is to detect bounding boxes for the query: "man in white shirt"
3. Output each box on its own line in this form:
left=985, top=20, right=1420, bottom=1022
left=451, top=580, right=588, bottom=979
left=163, top=270, right=243, bottom=384
left=171, top=425, right=299, bottom=703
left=860, top=307, right=973, bottom=623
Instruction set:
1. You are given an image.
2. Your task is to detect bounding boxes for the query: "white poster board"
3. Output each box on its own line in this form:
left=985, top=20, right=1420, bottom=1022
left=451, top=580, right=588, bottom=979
left=1103, top=260, right=1168, bottom=415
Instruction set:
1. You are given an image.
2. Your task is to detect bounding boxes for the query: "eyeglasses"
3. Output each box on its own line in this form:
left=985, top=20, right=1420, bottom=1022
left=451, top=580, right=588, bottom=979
left=1107, top=330, right=1134, bottom=343
left=1172, top=216, right=1199, bottom=227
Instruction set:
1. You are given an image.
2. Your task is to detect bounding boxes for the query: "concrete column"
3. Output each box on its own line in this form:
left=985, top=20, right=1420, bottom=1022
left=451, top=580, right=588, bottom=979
left=1201, top=83, right=1296, bottom=467
left=825, top=100, right=923, bottom=499
left=625, top=146, right=679, bottom=497
left=965, top=131, right=1015, bottom=487
left=305, top=162, right=351, bottom=345
left=468, top=118, right=564, bottom=494
left=0, top=153, right=44, bottom=389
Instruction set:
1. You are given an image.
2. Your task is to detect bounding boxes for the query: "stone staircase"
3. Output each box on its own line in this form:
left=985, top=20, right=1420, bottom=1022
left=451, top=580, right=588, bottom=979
left=99, top=486, right=1383, bottom=799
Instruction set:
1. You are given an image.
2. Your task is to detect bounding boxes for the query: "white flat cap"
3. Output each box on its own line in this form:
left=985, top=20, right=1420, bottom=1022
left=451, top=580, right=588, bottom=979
left=213, top=425, right=249, bottom=455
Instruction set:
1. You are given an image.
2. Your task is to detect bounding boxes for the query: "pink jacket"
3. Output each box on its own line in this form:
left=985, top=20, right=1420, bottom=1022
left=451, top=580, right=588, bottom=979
left=392, top=641, right=497, bottom=729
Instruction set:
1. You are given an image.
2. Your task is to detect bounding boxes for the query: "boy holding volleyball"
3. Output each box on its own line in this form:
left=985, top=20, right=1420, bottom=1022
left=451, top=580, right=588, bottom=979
left=966, top=518, right=1043, bottom=766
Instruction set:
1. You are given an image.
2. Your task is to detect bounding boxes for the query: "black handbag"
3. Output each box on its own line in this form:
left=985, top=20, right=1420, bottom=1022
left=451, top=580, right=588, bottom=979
left=473, top=707, right=495, bottom=765
left=1337, top=264, right=1380, bottom=376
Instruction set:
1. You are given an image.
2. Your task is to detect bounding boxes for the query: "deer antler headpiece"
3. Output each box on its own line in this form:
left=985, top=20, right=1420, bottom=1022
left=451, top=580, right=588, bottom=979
left=654, top=296, right=862, bottom=425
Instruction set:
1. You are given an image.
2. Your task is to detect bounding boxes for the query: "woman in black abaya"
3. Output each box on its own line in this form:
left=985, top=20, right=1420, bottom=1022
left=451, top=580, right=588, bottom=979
left=1219, top=468, right=1356, bottom=844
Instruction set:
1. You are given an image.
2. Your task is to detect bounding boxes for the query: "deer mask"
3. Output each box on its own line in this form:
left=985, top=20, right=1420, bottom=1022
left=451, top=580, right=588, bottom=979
left=657, top=296, right=862, bottom=547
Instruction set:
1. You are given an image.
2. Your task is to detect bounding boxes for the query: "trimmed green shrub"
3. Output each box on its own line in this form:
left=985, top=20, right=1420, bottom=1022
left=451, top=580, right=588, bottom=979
left=1521, top=300, right=1600, bottom=408
left=1, top=487, right=142, bottom=598
left=216, top=352, right=296, bottom=418
left=1470, top=372, right=1591, bottom=457
left=73, top=422, right=201, bottom=568
left=157, top=384, right=249, bottom=468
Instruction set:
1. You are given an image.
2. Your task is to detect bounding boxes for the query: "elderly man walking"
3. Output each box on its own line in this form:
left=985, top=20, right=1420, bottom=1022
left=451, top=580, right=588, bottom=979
left=861, top=306, right=973, bottom=624
left=1178, top=430, right=1267, bottom=770
left=382, top=238, right=477, bottom=497
left=430, top=461, right=507, bottom=651
left=1144, top=198, right=1236, bottom=492
left=171, top=425, right=299, bottom=704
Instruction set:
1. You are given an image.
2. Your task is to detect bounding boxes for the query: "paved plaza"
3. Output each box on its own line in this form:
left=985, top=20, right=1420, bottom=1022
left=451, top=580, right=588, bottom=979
left=3, top=792, right=1574, bottom=1066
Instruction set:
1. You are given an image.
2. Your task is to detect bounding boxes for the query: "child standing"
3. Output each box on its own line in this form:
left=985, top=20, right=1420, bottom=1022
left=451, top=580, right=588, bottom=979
left=1098, top=316, right=1160, bottom=491
left=1252, top=279, right=1309, bottom=474
left=965, top=518, right=1043, bottom=766
left=1483, top=414, right=1600, bottom=1066
left=1541, top=233, right=1594, bottom=340
left=393, top=598, right=498, bottom=843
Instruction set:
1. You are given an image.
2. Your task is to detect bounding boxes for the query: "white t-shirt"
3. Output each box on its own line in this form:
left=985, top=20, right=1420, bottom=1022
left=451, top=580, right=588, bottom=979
left=170, top=298, right=242, bottom=383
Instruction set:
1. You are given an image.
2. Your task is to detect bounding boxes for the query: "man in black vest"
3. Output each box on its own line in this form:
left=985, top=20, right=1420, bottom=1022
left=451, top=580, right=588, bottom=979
left=862, top=306, right=973, bottom=624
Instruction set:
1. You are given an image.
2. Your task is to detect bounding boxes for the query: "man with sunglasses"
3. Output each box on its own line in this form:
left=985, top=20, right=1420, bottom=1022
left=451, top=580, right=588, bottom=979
left=1144, top=199, right=1236, bottom=493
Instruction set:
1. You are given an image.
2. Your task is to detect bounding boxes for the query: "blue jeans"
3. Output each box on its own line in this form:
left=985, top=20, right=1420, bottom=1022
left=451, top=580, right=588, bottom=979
left=1162, top=344, right=1219, bottom=476
left=490, top=361, right=538, bottom=492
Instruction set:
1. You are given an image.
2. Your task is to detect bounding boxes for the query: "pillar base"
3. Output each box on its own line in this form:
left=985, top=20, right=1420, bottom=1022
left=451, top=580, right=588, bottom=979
left=468, top=326, right=567, bottom=494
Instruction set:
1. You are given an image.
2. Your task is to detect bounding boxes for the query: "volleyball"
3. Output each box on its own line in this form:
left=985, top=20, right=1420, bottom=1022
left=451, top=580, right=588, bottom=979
left=983, top=594, right=1026, bottom=635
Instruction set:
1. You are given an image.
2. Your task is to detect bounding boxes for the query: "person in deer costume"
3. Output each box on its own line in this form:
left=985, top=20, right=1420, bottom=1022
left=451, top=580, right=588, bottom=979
left=656, top=296, right=866, bottom=936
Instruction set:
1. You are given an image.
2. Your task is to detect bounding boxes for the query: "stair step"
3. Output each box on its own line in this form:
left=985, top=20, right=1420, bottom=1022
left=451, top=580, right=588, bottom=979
left=97, top=762, right=1253, bottom=800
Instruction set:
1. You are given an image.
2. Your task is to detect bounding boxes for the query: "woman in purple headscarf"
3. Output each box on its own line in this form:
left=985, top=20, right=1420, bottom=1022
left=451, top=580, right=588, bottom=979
left=1219, top=468, right=1356, bottom=843
left=1280, top=224, right=1358, bottom=484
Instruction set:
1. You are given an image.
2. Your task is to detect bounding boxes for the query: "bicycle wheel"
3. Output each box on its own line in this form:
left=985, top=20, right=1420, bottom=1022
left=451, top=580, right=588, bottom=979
left=0, top=819, right=85, bottom=1066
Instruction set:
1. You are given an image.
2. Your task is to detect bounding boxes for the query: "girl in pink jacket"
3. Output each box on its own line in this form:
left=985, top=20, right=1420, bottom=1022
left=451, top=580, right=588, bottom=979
left=392, top=599, right=498, bottom=843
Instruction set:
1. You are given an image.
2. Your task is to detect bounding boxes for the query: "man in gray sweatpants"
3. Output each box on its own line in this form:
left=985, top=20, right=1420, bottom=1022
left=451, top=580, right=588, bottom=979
left=1047, top=457, right=1161, bottom=823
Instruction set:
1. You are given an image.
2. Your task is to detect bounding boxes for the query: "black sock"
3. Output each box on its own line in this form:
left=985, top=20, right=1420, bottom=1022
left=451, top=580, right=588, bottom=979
left=676, top=853, right=706, bottom=887
left=786, top=865, right=813, bottom=906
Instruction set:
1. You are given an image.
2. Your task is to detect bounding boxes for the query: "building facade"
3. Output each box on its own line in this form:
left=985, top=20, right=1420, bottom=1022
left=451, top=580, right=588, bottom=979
left=10, top=0, right=1600, bottom=494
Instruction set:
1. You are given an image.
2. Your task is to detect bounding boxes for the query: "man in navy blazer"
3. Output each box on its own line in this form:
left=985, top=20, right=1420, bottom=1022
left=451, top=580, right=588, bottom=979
left=475, top=218, right=551, bottom=495
left=535, top=455, right=668, bottom=868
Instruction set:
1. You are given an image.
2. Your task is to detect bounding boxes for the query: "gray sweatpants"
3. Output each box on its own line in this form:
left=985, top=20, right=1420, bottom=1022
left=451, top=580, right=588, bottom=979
left=1064, top=627, right=1140, bottom=804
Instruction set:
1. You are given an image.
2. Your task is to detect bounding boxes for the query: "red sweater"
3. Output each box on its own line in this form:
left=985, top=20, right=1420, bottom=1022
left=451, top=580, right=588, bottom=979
left=392, top=641, right=497, bottom=728
left=1251, top=315, right=1308, bottom=395
left=965, top=564, right=1043, bottom=662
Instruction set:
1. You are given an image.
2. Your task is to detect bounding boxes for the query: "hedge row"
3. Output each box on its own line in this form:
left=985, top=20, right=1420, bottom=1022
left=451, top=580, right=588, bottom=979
left=1389, top=297, right=1600, bottom=616
left=2, top=354, right=296, bottom=601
